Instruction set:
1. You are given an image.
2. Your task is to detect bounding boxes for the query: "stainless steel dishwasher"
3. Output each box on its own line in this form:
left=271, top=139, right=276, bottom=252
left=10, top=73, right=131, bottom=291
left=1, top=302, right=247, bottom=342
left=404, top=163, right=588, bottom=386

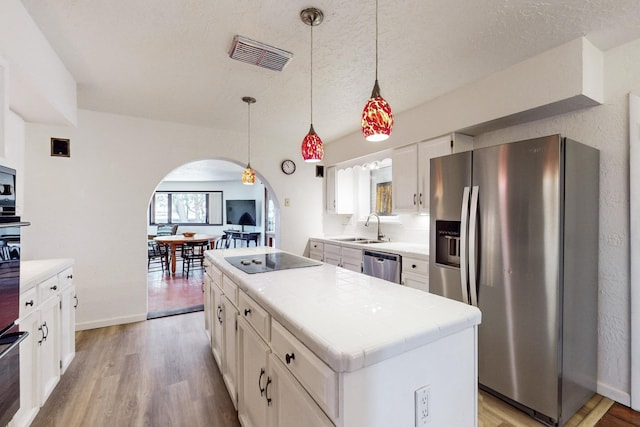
left=362, top=250, right=401, bottom=284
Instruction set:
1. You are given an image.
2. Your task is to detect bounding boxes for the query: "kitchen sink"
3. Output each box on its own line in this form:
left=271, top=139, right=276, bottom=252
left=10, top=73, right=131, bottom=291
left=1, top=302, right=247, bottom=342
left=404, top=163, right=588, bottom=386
left=331, top=237, right=385, bottom=244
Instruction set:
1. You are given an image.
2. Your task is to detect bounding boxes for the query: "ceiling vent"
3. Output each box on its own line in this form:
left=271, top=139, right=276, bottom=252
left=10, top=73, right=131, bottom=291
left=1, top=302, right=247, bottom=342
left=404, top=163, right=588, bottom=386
left=229, top=35, right=293, bottom=72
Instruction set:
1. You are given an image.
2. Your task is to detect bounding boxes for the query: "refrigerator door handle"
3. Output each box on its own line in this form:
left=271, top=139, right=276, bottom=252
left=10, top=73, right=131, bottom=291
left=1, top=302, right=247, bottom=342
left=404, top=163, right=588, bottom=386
left=460, top=186, right=470, bottom=304
left=468, top=185, right=479, bottom=307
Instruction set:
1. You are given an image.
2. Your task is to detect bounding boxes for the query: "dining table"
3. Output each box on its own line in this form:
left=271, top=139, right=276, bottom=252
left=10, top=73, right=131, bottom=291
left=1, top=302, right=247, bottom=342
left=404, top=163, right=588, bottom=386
left=153, top=234, right=220, bottom=275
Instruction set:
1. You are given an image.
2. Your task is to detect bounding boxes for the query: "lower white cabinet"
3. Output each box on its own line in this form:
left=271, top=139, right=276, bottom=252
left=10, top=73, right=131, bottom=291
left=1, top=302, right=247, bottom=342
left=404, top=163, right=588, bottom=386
left=211, top=281, right=224, bottom=367
left=309, top=240, right=324, bottom=262
left=323, top=243, right=362, bottom=273
left=58, top=267, right=75, bottom=373
left=222, top=293, right=239, bottom=408
left=267, top=354, right=333, bottom=427
left=237, top=317, right=270, bottom=427
left=401, top=256, right=429, bottom=292
left=11, top=260, right=75, bottom=427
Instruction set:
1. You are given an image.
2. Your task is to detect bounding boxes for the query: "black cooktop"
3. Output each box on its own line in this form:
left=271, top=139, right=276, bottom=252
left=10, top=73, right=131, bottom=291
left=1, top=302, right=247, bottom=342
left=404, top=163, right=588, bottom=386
left=225, top=252, right=322, bottom=274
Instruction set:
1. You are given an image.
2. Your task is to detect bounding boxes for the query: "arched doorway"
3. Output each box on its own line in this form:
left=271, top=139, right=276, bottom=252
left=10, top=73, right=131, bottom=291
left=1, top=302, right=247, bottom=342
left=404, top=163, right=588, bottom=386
left=146, top=158, right=279, bottom=318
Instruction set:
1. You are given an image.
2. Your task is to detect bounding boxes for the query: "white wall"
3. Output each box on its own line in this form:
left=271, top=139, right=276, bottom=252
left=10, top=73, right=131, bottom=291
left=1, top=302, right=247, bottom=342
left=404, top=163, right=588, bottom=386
left=22, top=109, right=323, bottom=330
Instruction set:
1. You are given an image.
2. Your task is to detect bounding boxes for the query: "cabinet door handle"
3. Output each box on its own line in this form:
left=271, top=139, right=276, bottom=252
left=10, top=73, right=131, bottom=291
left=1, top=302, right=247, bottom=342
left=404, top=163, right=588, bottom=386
left=38, top=325, right=45, bottom=345
left=50, top=285, right=57, bottom=291
left=244, top=308, right=251, bottom=316
left=25, top=300, right=34, bottom=307
left=74, top=295, right=79, bottom=309
left=67, top=274, right=73, bottom=279
left=259, top=368, right=266, bottom=396
left=419, top=193, right=423, bottom=205
left=413, top=194, right=417, bottom=206
left=217, top=305, right=223, bottom=324
left=285, top=352, right=295, bottom=364
left=43, top=321, right=49, bottom=340
left=265, top=376, right=272, bottom=407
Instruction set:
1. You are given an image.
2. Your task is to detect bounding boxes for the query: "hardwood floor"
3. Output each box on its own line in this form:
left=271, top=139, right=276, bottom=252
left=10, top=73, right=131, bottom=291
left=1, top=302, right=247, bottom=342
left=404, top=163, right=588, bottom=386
left=32, top=312, right=239, bottom=427
left=31, top=310, right=639, bottom=427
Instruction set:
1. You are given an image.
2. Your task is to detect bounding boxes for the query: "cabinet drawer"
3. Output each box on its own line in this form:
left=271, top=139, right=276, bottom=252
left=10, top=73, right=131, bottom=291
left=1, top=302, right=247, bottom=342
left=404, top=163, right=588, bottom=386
left=38, top=276, right=59, bottom=302
left=57, top=267, right=73, bottom=289
left=271, top=320, right=338, bottom=419
left=341, top=247, right=361, bottom=263
left=402, top=256, right=429, bottom=276
left=222, top=275, right=238, bottom=307
left=238, top=291, right=270, bottom=342
left=205, top=262, right=223, bottom=288
left=20, top=287, right=38, bottom=318
left=324, top=243, right=340, bottom=258
left=309, top=240, right=324, bottom=253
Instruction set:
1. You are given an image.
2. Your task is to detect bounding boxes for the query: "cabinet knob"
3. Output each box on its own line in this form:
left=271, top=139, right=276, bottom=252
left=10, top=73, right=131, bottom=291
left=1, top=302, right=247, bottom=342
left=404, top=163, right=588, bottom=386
left=67, top=274, right=73, bottom=279
left=25, top=300, right=34, bottom=307
left=412, top=264, right=417, bottom=269
left=285, top=352, right=295, bottom=364
left=244, top=308, right=251, bottom=316
left=50, top=285, right=58, bottom=291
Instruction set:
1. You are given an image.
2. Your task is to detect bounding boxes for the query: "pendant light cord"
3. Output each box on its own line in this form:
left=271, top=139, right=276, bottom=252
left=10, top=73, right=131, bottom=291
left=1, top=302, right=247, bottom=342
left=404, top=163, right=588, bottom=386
left=247, top=101, right=251, bottom=164
left=310, top=23, right=314, bottom=125
left=375, top=0, right=379, bottom=81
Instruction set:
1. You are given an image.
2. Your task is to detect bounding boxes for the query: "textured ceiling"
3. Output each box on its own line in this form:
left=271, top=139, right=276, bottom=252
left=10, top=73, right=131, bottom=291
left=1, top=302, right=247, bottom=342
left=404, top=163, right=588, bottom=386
left=19, top=0, right=640, bottom=154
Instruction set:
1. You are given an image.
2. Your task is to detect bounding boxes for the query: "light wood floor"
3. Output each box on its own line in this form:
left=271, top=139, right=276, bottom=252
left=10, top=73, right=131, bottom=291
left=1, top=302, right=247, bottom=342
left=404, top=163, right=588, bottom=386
left=32, top=311, right=628, bottom=426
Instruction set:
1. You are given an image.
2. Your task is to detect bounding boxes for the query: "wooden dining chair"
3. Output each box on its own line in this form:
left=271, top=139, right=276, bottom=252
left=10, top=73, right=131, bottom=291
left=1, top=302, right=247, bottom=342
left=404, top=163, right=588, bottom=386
left=182, top=241, right=208, bottom=278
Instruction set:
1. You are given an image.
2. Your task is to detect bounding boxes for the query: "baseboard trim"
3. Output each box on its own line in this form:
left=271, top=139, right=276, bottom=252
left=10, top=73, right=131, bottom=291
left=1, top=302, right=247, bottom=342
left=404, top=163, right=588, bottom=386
left=598, top=381, right=631, bottom=406
left=147, top=304, right=204, bottom=320
left=76, top=313, right=148, bottom=331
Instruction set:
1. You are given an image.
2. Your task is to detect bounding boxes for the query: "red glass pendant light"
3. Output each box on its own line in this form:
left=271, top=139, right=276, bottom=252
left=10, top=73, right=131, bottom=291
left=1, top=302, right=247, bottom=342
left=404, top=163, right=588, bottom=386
left=361, top=0, right=393, bottom=142
left=300, top=8, right=324, bottom=162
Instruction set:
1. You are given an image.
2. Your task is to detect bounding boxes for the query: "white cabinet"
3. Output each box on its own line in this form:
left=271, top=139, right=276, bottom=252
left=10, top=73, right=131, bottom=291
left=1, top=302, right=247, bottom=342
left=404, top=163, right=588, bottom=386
left=58, top=267, right=75, bottom=373
left=393, top=133, right=473, bottom=214
left=323, top=243, right=362, bottom=273
left=326, top=166, right=353, bottom=214
left=37, top=293, right=60, bottom=405
left=12, top=260, right=76, bottom=427
left=309, top=240, right=324, bottom=262
left=401, top=256, right=429, bottom=292
left=237, top=317, right=270, bottom=427
left=267, top=355, right=334, bottom=427
left=222, top=276, right=239, bottom=409
left=211, top=282, right=223, bottom=367
left=203, top=271, right=212, bottom=342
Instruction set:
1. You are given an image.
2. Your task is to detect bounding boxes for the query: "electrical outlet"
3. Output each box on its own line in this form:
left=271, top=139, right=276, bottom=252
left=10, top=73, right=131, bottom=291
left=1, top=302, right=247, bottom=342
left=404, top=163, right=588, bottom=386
left=284, top=198, right=290, bottom=207
left=415, top=385, right=431, bottom=426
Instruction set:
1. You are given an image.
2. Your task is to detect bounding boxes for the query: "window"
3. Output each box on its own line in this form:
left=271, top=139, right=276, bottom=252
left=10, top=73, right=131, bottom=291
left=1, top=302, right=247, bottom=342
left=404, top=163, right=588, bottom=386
left=149, top=191, right=223, bottom=226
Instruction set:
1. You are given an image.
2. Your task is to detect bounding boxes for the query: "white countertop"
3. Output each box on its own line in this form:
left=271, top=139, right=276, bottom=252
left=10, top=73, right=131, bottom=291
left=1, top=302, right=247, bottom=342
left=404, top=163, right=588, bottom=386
left=206, top=247, right=480, bottom=373
left=21, top=258, right=74, bottom=292
left=311, top=236, right=429, bottom=260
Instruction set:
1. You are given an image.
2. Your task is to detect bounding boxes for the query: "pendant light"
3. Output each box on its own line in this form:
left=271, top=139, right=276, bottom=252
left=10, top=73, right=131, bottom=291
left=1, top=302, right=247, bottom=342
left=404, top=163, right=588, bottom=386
left=241, top=96, right=256, bottom=185
left=361, top=0, right=393, bottom=142
left=300, top=7, right=324, bottom=163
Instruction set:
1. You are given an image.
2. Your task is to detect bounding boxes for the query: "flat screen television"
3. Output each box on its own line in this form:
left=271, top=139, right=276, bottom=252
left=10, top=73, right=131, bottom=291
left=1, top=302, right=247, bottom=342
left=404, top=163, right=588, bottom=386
left=226, top=199, right=257, bottom=230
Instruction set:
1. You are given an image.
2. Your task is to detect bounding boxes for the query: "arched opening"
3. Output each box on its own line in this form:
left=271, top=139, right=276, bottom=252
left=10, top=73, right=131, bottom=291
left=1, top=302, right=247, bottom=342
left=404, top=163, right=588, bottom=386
left=146, top=158, right=280, bottom=318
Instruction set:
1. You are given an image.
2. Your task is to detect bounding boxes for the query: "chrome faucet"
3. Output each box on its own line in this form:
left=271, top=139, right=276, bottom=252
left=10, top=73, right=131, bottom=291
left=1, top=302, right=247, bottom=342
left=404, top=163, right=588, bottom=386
left=365, top=213, right=385, bottom=241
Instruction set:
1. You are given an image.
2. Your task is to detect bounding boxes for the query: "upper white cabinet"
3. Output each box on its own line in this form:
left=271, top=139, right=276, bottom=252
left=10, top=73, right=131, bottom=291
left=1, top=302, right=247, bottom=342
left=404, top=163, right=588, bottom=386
left=325, top=166, right=353, bottom=214
left=392, top=133, right=473, bottom=214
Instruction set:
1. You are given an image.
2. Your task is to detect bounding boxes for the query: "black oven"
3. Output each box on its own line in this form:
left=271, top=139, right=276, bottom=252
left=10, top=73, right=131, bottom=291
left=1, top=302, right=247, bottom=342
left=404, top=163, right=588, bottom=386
left=0, top=165, right=29, bottom=425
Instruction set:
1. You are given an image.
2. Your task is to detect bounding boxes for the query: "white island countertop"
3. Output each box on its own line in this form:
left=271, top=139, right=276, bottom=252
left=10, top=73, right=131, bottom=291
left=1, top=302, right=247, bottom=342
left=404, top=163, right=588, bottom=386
left=206, top=247, right=480, bottom=373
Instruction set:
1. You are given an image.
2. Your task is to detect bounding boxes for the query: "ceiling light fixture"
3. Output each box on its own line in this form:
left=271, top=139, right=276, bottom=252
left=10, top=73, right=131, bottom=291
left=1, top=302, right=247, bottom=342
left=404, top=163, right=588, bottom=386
left=300, top=7, right=324, bottom=163
left=361, top=0, right=394, bottom=142
left=241, top=96, right=256, bottom=185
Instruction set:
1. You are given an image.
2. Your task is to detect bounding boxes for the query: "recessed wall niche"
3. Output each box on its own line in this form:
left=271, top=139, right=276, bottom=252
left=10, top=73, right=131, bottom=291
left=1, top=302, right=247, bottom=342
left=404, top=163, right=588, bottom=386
left=51, top=138, right=70, bottom=157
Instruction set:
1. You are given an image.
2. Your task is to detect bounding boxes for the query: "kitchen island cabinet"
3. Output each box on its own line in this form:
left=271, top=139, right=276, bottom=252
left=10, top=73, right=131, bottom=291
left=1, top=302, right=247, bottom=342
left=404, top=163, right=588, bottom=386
left=205, top=247, right=480, bottom=427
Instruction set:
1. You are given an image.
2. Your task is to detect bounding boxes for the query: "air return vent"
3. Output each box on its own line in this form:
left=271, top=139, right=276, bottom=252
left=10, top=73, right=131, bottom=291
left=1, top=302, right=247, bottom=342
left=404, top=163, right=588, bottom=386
left=229, top=35, right=293, bottom=72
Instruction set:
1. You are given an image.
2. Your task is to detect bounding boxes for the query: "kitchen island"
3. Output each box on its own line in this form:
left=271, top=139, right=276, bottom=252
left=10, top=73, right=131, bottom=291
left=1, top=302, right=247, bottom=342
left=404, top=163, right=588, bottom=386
left=204, top=246, right=481, bottom=427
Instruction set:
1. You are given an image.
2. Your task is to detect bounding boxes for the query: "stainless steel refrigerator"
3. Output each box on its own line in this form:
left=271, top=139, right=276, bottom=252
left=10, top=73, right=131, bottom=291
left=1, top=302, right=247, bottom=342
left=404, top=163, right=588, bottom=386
left=429, top=134, right=599, bottom=426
